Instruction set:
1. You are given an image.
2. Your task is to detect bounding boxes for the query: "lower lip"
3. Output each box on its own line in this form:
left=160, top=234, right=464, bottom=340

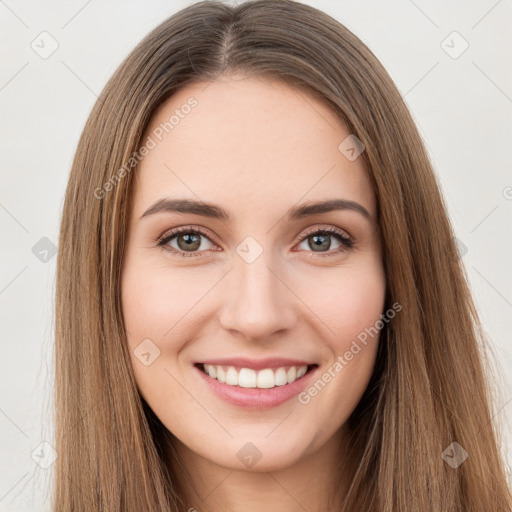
left=195, top=364, right=319, bottom=409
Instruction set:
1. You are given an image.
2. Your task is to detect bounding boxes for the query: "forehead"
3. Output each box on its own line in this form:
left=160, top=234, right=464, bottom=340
left=133, top=75, right=375, bottom=220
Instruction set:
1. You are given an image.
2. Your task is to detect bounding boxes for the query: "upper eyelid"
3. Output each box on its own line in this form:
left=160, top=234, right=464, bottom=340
left=299, top=224, right=351, bottom=239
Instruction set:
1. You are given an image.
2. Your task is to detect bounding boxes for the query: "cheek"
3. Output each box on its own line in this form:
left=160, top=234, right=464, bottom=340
left=298, top=261, right=387, bottom=345
left=121, top=260, right=216, bottom=343
left=120, top=261, right=205, bottom=397
left=294, top=263, right=386, bottom=424
left=121, top=261, right=199, bottom=407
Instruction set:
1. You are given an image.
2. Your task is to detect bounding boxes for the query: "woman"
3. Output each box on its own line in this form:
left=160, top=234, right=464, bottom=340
left=54, top=0, right=512, bottom=510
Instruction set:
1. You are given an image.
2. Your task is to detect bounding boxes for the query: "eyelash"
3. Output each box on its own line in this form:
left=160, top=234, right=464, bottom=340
left=156, top=225, right=354, bottom=258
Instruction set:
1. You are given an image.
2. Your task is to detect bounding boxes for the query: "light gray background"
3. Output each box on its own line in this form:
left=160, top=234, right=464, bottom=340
left=1, top=0, right=511, bottom=510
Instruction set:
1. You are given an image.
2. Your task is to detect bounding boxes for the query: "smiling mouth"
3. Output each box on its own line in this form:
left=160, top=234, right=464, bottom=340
left=195, top=363, right=318, bottom=389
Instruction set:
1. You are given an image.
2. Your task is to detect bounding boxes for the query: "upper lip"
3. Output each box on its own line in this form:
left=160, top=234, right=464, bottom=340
left=198, top=357, right=316, bottom=371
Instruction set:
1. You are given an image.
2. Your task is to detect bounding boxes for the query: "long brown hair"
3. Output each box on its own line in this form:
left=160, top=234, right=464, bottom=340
left=54, top=1, right=512, bottom=510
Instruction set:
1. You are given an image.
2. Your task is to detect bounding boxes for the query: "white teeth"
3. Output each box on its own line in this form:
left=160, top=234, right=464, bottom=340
left=275, top=367, right=287, bottom=386
left=226, top=367, right=239, bottom=386
left=286, top=366, right=296, bottom=383
left=238, top=368, right=257, bottom=388
left=297, top=366, right=307, bottom=378
left=257, top=368, right=275, bottom=389
left=217, top=366, right=226, bottom=383
left=202, top=364, right=309, bottom=388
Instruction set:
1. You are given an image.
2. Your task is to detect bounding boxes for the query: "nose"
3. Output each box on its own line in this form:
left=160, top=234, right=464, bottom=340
left=218, top=251, right=297, bottom=342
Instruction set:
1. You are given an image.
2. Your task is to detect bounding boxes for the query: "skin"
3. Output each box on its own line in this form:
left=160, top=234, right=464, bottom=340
left=121, top=73, right=386, bottom=512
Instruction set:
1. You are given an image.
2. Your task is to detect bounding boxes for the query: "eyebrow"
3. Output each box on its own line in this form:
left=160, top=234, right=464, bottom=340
left=140, top=197, right=374, bottom=224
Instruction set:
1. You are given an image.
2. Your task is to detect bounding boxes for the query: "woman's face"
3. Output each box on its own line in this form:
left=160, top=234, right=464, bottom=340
left=121, top=74, right=386, bottom=472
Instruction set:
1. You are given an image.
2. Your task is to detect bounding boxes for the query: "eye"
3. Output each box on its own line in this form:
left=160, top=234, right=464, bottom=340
left=157, top=225, right=354, bottom=258
left=294, top=226, right=354, bottom=257
left=157, top=226, right=217, bottom=257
